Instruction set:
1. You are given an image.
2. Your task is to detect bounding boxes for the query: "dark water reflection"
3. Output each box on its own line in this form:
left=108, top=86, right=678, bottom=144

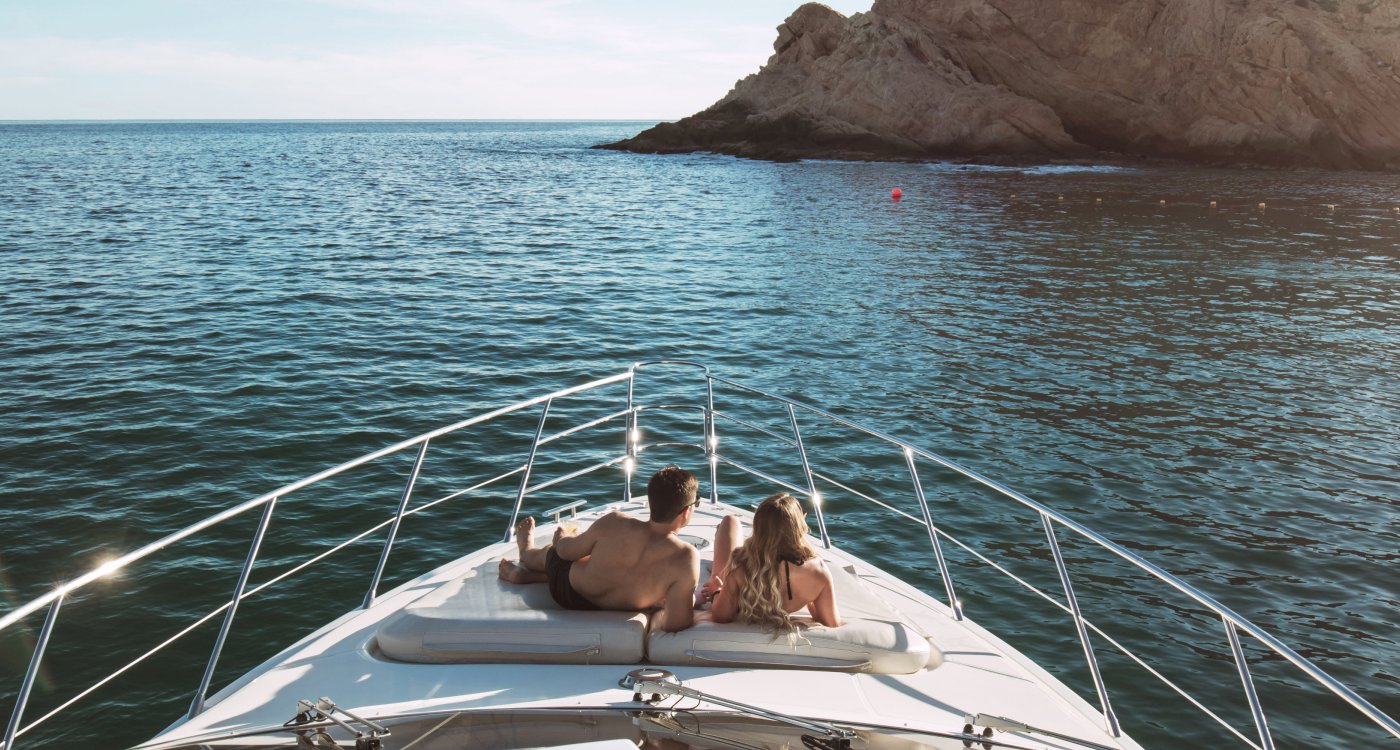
left=0, top=122, right=1396, bottom=748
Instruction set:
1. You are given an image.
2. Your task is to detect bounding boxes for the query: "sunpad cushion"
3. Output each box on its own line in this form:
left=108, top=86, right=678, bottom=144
left=647, top=564, right=935, bottom=674
left=375, top=559, right=648, bottom=664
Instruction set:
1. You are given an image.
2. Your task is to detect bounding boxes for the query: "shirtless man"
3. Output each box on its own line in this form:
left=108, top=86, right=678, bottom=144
left=498, top=465, right=701, bottom=632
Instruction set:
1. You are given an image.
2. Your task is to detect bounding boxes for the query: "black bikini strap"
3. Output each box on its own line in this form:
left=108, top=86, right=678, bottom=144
left=784, top=560, right=793, bottom=601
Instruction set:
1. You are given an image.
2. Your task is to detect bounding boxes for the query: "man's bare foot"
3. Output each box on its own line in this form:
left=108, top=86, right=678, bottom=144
left=499, top=558, right=533, bottom=584
left=515, top=516, right=536, bottom=559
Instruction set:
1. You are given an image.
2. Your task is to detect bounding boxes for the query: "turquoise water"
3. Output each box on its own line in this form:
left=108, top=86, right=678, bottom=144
left=0, top=121, right=1397, bottom=748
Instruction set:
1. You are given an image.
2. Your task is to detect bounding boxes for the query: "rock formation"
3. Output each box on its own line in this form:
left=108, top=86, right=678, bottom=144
left=600, top=0, right=1400, bottom=170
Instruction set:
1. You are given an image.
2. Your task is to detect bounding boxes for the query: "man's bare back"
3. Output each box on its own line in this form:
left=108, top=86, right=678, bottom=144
left=499, top=465, right=703, bottom=632
left=500, top=513, right=700, bottom=631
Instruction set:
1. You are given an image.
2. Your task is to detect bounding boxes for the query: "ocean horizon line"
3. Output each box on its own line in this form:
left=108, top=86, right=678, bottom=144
left=0, top=117, right=672, bottom=124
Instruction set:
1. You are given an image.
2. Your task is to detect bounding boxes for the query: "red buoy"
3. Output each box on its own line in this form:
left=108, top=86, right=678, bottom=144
left=891, top=187, right=903, bottom=200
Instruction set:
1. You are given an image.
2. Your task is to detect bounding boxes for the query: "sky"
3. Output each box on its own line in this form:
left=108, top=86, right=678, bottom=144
left=0, top=0, right=873, bottom=120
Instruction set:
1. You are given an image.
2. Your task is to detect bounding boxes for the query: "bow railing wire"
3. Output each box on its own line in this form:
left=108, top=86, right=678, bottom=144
left=2, top=361, right=1395, bottom=749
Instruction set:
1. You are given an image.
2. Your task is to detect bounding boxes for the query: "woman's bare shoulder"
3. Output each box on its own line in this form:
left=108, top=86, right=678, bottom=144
left=801, top=557, right=835, bottom=583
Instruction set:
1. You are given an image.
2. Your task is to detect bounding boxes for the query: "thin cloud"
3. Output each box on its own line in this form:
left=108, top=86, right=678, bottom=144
left=0, top=1, right=870, bottom=118
left=307, top=0, right=775, bottom=56
left=0, top=35, right=758, bottom=118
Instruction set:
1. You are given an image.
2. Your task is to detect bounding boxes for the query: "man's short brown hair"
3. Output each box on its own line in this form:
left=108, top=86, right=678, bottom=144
left=647, top=465, right=698, bottom=523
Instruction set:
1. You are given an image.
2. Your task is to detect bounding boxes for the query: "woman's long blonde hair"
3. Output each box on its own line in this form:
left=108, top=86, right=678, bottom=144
left=728, top=493, right=817, bottom=636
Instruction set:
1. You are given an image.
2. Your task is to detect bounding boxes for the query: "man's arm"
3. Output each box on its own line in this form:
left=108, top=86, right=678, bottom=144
left=656, top=548, right=700, bottom=633
left=551, top=511, right=613, bottom=561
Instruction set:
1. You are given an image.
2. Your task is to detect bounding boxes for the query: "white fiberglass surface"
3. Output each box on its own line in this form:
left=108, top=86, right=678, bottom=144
left=141, top=502, right=1138, bottom=750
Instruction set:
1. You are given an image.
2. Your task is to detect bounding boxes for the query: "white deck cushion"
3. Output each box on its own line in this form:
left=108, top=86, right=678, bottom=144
left=646, top=564, right=936, bottom=674
left=375, top=559, right=648, bottom=665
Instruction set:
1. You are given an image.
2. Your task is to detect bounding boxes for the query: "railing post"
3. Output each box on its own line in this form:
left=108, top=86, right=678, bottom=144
left=623, top=375, right=636, bottom=504
left=504, top=399, right=552, bottom=543
left=786, top=405, right=830, bottom=549
left=705, top=376, right=718, bottom=504
left=903, top=449, right=963, bottom=621
left=1225, top=616, right=1276, bottom=750
left=1042, top=514, right=1120, bottom=737
left=189, top=496, right=278, bottom=718
left=3, top=594, right=64, bottom=750
left=363, top=439, right=430, bottom=609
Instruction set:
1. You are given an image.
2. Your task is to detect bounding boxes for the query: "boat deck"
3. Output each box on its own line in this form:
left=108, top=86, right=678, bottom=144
left=139, top=501, right=1141, bottom=750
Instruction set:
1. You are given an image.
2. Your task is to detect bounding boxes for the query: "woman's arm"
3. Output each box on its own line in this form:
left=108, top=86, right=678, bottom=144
left=709, top=567, right=744, bottom=623
left=810, top=561, right=841, bottom=628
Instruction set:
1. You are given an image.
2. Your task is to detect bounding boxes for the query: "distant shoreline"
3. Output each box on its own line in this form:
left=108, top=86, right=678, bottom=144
left=2, top=119, right=1374, bottom=175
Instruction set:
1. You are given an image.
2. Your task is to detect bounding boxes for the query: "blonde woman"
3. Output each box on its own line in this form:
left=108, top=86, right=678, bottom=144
left=703, top=493, right=841, bottom=632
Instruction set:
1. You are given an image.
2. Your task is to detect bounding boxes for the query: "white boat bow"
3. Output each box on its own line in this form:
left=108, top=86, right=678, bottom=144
left=2, top=361, right=1395, bottom=749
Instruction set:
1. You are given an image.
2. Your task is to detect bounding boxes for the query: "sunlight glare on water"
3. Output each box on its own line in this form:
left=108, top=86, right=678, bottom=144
left=0, top=121, right=1397, bottom=748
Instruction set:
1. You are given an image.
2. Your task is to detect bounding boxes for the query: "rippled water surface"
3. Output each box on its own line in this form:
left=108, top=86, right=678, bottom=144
left=1, top=121, right=1397, bottom=748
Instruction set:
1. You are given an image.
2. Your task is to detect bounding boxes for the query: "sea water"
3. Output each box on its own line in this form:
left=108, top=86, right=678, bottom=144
left=1, top=121, right=1397, bottom=747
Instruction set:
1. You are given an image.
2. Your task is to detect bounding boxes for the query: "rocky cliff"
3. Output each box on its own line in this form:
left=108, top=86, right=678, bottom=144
left=601, top=0, right=1400, bottom=170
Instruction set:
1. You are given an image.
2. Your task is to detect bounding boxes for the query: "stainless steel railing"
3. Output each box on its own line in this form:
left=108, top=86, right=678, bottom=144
left=627, top=360, right=1397, bottom=746
left=0, top=369, right=633, bottom=749
left=1, top=362, right=1396, bottom=749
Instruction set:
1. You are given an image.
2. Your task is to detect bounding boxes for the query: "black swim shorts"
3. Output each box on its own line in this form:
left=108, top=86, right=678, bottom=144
left=546, top=547, right=600, bottom=611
